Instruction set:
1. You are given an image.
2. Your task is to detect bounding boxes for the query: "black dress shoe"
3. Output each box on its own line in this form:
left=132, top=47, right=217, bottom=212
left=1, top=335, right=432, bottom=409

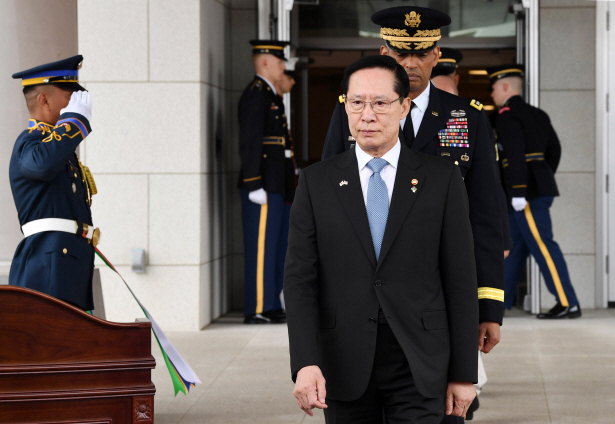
left=465, top=396, right=479, bottom=421
left=261, top=309, right=287, bottom=323
left=536, top=302, right=582, bottom=319
left=243, top=314, right=272, bottom=324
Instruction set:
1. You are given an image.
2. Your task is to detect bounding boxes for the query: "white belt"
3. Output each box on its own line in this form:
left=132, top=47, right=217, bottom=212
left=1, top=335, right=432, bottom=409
left=22, top=218, right=96, bottom=240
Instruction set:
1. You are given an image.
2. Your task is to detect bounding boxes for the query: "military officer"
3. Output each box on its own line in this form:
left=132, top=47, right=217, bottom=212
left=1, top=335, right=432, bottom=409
left=9, top=55, right=98, bottom=311
left=322, top=5, right=504, bottom=345
left=238, top=40, right=295, bottom=324
left=488, top=64, right=581, bottom=319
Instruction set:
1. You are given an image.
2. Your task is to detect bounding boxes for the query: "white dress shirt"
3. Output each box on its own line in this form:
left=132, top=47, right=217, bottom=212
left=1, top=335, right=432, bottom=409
left=256, top=74, right=277, bottom=96
left=400, top=82, right=431, bottom=136
left=355, top=140, right=401, bottom=206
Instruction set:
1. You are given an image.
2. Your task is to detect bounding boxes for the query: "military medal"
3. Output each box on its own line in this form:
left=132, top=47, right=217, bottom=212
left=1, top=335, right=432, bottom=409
left=411, top=179, right=418, bottom=193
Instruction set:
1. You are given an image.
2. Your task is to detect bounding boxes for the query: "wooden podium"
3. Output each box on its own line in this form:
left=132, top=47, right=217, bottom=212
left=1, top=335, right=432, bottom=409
left=0, top=286, right=156, bottom=423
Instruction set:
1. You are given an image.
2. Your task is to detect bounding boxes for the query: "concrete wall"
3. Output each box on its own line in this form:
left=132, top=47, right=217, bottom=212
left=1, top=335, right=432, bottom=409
left=0, top=0, right=78, bottom=269
left=78, top=0, right=246, bottom=330
left=539, top=0, right=596, bottom=308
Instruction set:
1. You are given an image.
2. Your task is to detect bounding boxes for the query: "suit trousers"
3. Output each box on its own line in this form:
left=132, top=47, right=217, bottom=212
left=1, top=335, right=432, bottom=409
left=240, top=189, right=289, bottom=316
left=324, top=322, right=445, bottom=424
left=504, top=196, right=579, bottom=308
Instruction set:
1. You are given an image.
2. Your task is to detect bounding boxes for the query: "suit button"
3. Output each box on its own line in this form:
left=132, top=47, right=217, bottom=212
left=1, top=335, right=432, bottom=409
left=63, top=248, right=68, bottom=254
left=374, top=280, right=382, bottom=287
left=369, top=318, right=377, bottom=323
left=263, top=154, right=267, bottom=158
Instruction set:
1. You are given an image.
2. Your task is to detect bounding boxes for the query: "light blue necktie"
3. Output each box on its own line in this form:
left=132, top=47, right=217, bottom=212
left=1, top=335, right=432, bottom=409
left=366, top=157, right=389, bottom=260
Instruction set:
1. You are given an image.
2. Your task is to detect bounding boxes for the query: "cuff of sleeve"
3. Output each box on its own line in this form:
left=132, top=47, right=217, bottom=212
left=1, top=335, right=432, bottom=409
left=244, top=177, right=263, bottom=192
left=57, top=112, right=92, bottom=135
left=479, top=298, right=504, bottom=325
left=510, top=185, right=527, bottom=198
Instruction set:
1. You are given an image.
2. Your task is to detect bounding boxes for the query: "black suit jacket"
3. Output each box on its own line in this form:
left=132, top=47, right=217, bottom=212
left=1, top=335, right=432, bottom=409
left=496, top=95, right=561, bottom=202
left=321, top=83, right=505, bottom=324
left=284, top=145, right=479, bottom=401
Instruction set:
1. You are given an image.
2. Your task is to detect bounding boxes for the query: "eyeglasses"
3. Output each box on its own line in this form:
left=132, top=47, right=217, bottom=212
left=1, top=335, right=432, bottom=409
left=343, top=95, right=403, bottom=114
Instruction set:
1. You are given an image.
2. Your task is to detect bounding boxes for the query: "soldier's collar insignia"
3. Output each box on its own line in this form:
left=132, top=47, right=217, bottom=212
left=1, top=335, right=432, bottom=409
left=405, top=11, right=421, bottom=28
left=28, top=119, right=54, bottom=134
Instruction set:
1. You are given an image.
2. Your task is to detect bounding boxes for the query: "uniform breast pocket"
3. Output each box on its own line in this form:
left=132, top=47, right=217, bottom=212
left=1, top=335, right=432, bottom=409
left=436, top=147, right=472, bottom=178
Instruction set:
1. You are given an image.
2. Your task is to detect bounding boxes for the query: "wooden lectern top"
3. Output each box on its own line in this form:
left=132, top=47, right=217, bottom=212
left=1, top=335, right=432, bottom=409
left=0, top=285, right=156, bottom=424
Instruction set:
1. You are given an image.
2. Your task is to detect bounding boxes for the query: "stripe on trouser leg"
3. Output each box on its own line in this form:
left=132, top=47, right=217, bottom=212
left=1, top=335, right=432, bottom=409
left=256, top=203, right=268, bottom=314
left=523, top=204, right=569, bottom=307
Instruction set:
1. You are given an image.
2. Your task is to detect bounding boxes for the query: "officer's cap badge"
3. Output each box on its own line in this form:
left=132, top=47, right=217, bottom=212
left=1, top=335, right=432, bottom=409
left=405, top=11, right=421, bottom=27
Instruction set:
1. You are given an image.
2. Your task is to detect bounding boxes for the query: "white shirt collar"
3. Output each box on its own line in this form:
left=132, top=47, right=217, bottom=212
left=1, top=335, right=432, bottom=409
left=256, top=74, right=277, bottom=96
left=355, top=139, right=401, bottom=171
left=412, top=82, right=431, bottom=113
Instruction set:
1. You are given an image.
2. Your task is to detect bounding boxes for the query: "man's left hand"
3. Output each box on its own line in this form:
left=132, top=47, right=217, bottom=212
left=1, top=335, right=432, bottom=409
left=445, top=382, right=476, bottom=417
left=478, top=321, right=501, bottom=353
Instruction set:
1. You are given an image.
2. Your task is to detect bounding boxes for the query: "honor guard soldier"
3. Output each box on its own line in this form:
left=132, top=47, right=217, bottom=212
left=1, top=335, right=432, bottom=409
left=488, top=65, right=581, bottom=319
left=430, top=47, right=463, bottom=95
left=322, top=6, right=505, bottom=353
left=238, top=40, right=295, bottom=324
left=8, top=55, right=98, bottom=311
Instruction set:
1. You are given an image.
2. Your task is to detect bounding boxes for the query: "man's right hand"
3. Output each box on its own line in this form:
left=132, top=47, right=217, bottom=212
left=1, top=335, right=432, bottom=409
left=248, top=188, right=267, bottom=205
left=293, top=365, right=327, bottom=416
left=60, top=91, right=92, bottom=122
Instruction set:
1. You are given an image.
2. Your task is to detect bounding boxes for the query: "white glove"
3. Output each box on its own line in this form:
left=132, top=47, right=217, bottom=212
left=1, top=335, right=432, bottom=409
left=512, top=197, right=527, bottom=211
left=248, top=188, right=267, bottom=205
left=60, top=91, right=92, bottom=122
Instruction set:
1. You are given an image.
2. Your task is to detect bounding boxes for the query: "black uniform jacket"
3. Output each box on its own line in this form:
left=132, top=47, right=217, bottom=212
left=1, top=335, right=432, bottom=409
left=322, top=83, right=505, bottom=324
left=238, top=75, right=295, bottom=203
left=496, top=95, right=561, bottom=202
left=9, top=114, right=94, bottom=310
left=284, top=144, right=479, bottom=401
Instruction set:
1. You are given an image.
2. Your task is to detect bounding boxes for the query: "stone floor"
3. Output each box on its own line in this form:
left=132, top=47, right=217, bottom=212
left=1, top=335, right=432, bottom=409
left=151, top=309, right=615, bottom=424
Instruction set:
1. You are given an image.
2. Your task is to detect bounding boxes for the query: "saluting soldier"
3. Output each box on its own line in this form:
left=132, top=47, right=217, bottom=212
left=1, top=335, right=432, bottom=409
left=321, top=6, right=505, bottom=352
left=488, top=65, right=581, bottom=319
left=9, top=55, right=98, bottom=311
left=238, top=40, right=295, bottom=324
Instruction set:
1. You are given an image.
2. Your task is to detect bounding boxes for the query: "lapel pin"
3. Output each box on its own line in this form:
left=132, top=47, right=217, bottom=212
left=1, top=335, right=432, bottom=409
left=461, top=154, right=469, bottom=161
left=411, top=179, right=418, bottom=185
left=432, top=111, right=438, bottom=116
left=339, top=180, right=348, bottom=186
left=411, top=187, right=417, bottom=193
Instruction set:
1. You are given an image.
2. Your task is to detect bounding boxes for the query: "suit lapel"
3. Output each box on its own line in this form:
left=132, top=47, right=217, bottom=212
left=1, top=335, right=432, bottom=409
left=376, top=146, right=425, bottom=270
left=330, top=149, right=377, bottom=268
left=412, top=83, right=448, bottom=153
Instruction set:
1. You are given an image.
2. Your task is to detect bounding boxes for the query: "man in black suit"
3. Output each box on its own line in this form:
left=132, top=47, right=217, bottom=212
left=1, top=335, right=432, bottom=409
left=284, top=55, right=478, bottom=423
left=321, top=7, right=504, bottom=359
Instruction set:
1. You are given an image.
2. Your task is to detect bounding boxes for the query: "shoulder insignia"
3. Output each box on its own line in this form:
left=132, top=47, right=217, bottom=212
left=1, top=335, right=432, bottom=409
left=339, top=95, right=345, bottom=104
left=470, top=99, right=483, bottom=111
left=250, top=80, right=263, bottom=91
left=499, top=106, right=511, bottom=114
